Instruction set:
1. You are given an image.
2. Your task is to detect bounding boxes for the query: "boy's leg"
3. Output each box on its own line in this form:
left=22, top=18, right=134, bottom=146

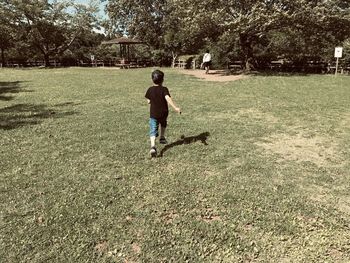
left=160, top=126, right=166, bottom=138
left=149, top=118, right=159, bottom=157
left=149, top=137, right=157, bottom=157
left=160, top=126, right=168, bottom=144
left=150, top=136, right=156, bottom=148
left=159, top=118, right=168, bottom=144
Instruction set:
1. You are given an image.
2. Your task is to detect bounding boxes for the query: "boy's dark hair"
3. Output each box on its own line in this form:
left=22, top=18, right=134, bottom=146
left=152, top=70, right=164, bottom=85
left=206, top=49, right=210, bottom=53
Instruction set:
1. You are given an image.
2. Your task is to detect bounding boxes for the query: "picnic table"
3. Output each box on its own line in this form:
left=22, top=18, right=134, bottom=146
left=115, top=59, right=137, bottom=69
left=114, top=58, right=152, bottom=68
left=174, top=59, right=186, bottom=68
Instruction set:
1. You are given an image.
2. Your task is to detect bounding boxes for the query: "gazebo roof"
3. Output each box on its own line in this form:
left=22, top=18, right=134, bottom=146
left=101, top=37, right=143, bottom=45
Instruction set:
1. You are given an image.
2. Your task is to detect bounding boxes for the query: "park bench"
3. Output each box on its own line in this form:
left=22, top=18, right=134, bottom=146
left=91, top=60, right=105, bottom=67
left=303, top=61, right=328, bottom=73
left=228, top=61, right=243, bottom=71
left=174, top=59, right=186, bottom=68
left=137, top=59, right=152, bottom=67
left=329, top=64, right=350, bottom=74
left=78, top=60, right=91, bottom=67
left=269, top=60, right=284, bottom=70
left=174, top=55, right=199, bottom=69
left=343, top=65, right=350, bottom=74
left=5, top=61, right=23, bottom=67
left=49, top=60, right=61, bottom=67
left=24, top=60, right=61, bottom=67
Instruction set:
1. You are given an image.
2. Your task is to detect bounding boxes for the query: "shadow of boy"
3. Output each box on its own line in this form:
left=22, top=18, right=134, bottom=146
left=159, top=132, right=210, bottom=157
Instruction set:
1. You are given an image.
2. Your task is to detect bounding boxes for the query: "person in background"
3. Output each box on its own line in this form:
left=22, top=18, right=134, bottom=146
left=202, top=50, right=212, bottom=74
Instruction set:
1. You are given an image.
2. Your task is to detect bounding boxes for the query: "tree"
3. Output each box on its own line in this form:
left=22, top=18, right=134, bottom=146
left=182, top=0, right=291, bottom=70
left=165, top=0, right=223, bottom=66
left=106, top=0, right=217, bottom=65
left=176, top=0, right=350, bottom=70
left=2, top=0, right=99, bottom=66
left=104, top=0, right=350, bottom=70
left=264, top=0, right=350, bottom=67
left=0, top=1, right=16, bottom=64
left=106, top=0, right=167, bottom=48
left=0, top=24, right=14, bottom=65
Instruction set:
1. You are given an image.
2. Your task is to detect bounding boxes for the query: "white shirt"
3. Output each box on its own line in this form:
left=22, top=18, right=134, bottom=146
left=203, top=53, right=211, bottom=62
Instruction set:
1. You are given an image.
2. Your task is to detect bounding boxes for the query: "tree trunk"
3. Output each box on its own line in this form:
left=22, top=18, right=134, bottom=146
left=44, top=54, right=50, bottom=67
left=1, top=48, right=4, bottom=66
left=171, top=51, right=177, bottom=68
left=239, top=33, right=254, bottom=72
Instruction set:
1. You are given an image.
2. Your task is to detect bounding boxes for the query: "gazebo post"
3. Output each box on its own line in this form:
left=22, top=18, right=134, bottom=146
left=127, top=45, right=130, bottom=61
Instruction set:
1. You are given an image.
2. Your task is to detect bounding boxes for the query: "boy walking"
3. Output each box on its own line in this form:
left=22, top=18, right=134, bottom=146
left=145, top=70, right=181, bottom=157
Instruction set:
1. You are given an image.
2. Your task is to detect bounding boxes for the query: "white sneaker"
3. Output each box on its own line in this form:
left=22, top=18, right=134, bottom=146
left=150, top=147, right=157, bottom=158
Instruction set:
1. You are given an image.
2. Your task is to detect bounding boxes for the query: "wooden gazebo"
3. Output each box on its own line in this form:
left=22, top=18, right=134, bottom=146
left=102, top=37, right=144, bottom=61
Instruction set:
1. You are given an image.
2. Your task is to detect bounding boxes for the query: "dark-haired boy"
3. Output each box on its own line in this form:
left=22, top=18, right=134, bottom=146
left=145, top=70, right=181, bottom=157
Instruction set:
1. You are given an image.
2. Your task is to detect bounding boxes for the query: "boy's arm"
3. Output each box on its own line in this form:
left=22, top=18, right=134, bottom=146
left=165, top=95, right=181, bottom=113
left=145, top=88, right=151, bottom=104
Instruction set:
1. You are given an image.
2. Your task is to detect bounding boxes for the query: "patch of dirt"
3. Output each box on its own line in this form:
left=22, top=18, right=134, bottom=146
left=256, top=133, right=342, bottom=167
left=179, top=69, right=248, bottom=82
left=94, top=240, right=109, bottom=255
left=131, top=243, right=141, bottom=255
left=161, top=210, right=179, bottom=224
left=327, top=248, right=344, bottom=260
left=197, top=208, right=222, bottom=223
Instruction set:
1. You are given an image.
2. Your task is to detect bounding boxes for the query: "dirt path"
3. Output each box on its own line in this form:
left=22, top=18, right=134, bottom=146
left=178, top=69, right=248, bottom=82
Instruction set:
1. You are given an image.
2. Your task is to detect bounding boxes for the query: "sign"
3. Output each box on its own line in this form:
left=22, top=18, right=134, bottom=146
left=90, top=55, right=95, bottom=61
left=334, top=47, right=343, bottom=58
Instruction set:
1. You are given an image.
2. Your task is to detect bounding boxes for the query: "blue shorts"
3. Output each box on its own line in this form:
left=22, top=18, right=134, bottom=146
left=149, top=117, right=167, bottom=137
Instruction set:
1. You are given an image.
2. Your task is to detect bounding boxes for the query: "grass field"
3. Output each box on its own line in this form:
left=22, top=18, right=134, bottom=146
left=1, top=67, right=350, bottom=262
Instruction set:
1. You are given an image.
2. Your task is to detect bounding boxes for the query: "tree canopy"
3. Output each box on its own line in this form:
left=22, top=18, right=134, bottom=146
left=0, top=0, right=99, bottom=66
left=106, top=0, right=350, bottom=70
left=1, top=0, right=350, bottom=69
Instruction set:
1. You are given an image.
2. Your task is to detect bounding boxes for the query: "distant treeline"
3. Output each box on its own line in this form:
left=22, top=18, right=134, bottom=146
left=1, top=0, right=350, bottom=71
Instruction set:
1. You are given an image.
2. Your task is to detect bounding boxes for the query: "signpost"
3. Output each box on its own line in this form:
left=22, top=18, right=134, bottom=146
left=334, top=47, right=343, bottom=76
left=90, top=55, right=95, bottom=67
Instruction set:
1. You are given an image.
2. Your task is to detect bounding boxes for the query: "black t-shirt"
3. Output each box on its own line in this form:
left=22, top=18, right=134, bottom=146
left=145, top=86, right=170, bottom=119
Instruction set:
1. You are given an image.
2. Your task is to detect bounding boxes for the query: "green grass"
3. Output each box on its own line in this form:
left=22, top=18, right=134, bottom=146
left=1, top=67, right=350, bottom=262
